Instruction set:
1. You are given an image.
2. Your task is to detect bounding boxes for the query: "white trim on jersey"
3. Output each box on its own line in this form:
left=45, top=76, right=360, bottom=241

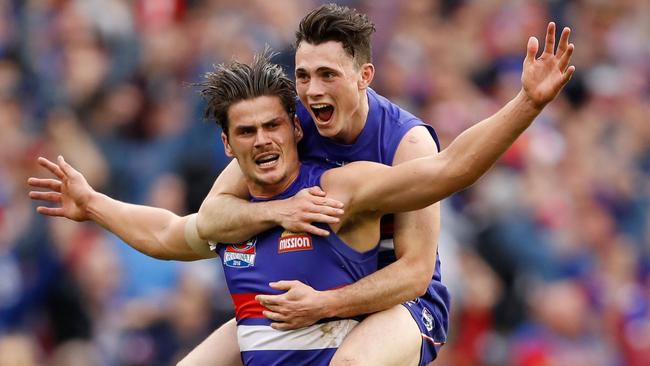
left=237, top=319, right=359, bottom=351
left=379, top=238, right=395, bottom=250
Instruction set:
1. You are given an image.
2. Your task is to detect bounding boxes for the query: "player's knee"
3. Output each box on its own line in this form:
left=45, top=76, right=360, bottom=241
left=330, top=351, right=370, bottom=366
left=329, top=358, right=361, bottom=366
left=332, top=352, right=421, bottom=366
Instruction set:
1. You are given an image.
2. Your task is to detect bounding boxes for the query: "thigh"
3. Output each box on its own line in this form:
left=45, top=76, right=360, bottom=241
left=330, top=305, right=421, bottom=366
left=177, top=318, right=243, bottom=366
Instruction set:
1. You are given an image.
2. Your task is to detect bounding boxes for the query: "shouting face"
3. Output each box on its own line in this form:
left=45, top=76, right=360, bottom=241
left=222, top=95, right=303, bottom=198
left=295, top=40, right=374, bottom=144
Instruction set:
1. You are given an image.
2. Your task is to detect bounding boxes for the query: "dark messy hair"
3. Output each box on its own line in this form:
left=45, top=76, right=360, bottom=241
left=295, top=3, right=376, bottom=67
left=199, top=48, right=296, bottom=135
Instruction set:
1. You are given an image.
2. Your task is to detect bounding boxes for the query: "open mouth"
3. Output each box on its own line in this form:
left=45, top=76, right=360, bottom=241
left=310, top=103, right=334, bottom=123
left=255, top=153, right=279, bottom=167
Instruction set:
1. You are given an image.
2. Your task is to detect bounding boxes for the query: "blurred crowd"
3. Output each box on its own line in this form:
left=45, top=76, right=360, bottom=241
left=0, top=0, right=648, bottom=365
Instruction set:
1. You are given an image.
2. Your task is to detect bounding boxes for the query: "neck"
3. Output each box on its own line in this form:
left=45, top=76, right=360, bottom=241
left=334, top=90, right=370, bottom=144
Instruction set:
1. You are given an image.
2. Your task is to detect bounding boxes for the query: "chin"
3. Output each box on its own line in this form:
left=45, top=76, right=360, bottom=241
left=314, top=123, right=340, bottom=138
left=255, top=172, right=285, bottom=186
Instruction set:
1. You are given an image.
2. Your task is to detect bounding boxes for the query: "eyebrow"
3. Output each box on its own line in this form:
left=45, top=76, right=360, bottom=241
left=234, top=124, right=256, bottom=133
left=261, top=118, right=282, bottom=127
left=296, top=66, right=339, bottom=74
left=234, top=117, right=283, bottom=132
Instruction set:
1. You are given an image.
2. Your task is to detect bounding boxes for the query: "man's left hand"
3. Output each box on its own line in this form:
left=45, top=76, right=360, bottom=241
left=256, top=280, right=331, bottom=330
left=521, top=22, right=575, bottom=109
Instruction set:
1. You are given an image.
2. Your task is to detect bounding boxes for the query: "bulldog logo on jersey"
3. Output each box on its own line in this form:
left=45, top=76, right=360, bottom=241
left=278, top=230, right=313, bottom=253
left=224, top=238, right=257, bottom=268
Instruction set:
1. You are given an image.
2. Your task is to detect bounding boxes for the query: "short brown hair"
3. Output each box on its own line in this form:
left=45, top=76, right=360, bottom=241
left=295, top=3, right=376, bottom=67
left=199, top=49, right=296, bottom=135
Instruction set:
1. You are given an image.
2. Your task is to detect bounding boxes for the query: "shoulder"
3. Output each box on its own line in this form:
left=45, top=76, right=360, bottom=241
left=368, top=89, right=441, bottom=162
left=394, top=125, right=440, bottom=163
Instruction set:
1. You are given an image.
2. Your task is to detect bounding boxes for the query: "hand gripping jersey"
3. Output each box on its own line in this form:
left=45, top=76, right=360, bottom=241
left=297, top=88, right=450, bottom=363
left=216, top=163, right=378, bottom=366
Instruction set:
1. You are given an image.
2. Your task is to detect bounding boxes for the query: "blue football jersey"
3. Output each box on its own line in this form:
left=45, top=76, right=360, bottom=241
left=217, top=163, right=378, bottom=366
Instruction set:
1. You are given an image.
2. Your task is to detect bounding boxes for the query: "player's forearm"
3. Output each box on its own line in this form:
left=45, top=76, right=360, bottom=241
left=85, top=192, right=201, bottom=260
left=364, top=91, right=543, bottom=213
left=196, top=193, right=278, bottom=243
left=323, top=207, right=439, bottom=318
left=347, top=95, right=543, bottom=215
left=439, top=89, right=542, bottom=188
left=320, top=259, right=432, bottom=318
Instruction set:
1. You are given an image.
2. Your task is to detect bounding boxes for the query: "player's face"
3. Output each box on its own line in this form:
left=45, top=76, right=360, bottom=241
left=295, top=41, right=372, bottom=143
left=222, top=96, right=302, bottom=197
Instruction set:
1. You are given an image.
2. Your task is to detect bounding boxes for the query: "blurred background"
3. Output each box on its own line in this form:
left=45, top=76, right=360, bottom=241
left=1, top=0, right=648, bottom=365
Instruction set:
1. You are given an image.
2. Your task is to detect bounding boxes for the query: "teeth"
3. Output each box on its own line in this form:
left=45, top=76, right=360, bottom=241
left=256, top=154, right=279, bottom=164
left=260, top=161, right=275, bottom=167
left=311, top=104, right=330, bottom=109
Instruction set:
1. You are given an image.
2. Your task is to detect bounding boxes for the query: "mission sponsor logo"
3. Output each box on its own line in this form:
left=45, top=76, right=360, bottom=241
left=278, top=231, right=313, bottom=253
left=224, top=238, right=257, bottom=268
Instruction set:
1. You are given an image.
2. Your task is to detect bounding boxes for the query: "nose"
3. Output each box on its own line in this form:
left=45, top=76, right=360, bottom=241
left=306, top=78, right=324, bottom=98
left=254, top=129, right=271, bottom=147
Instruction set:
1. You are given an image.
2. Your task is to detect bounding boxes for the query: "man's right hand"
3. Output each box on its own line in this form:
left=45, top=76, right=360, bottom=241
left=271, top=186, right=344, bottom=237
left=28, top=156, right=96, bottom=221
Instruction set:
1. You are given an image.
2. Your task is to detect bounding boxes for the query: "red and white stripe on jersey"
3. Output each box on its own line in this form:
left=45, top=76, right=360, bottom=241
left=232, top=287, right=350, bottom=321
left=238, top=319, right=359, bottom=351
left=232, top=293, right=266, bottom=319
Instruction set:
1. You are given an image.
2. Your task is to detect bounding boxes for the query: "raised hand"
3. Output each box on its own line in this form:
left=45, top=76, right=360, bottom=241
left=522, top=22, right=575, bottom=109
left=28, top=156, right=96, bottom=221
left=272, top=186, right=344, bottom=236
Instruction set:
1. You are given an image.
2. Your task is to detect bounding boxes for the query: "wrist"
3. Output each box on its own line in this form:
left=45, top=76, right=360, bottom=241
left=319, top=289, right=343, bottom=318
left=85, top=191, right=107, bottom=222
left=264, top=200, right=285, bottom=227
left=516, top=88, right=546, bottom=113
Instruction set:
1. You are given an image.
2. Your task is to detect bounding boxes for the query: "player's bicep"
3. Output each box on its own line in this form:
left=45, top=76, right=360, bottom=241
left=330, top=127, right=440, bottom=215
left=393, top=125, right=439, bottom=165
left=332, top=159, right=447, bottom=216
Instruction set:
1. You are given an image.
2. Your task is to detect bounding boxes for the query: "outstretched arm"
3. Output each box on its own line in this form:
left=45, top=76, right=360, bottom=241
left=255, top=22, right=575, bottom=329
left=343, top=23, right=575, bottom=216
left=28, top=156, right=214, bottom=260
left=197, top=159, right=345, bottom=243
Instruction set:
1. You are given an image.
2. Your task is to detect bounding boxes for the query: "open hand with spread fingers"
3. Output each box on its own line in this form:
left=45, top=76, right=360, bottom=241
left=521, top=22, right=576, bottom=109
left=28, top=156, right=96, bottom=222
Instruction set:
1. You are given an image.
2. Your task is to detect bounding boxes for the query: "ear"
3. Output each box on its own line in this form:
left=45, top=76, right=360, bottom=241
left=221, top=131, right=234, bottom=157
left=292, top=115, right=303, bottom=143
left=357, top=63, right=375, bottom=90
